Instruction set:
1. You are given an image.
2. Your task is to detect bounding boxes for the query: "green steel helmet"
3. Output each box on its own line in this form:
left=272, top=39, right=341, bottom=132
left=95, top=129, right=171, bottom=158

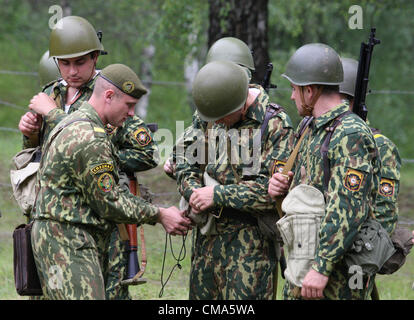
left=49, top=16, right=104, bottom=59
left=339, top=57, right=358, bottom=97
left=192, top=60, right=249, bottom=121
left=206, top=37, right=255, bottom=71
left=282, top=43, right=343, bottom=86
left=38, top=50, right=60, bottom=86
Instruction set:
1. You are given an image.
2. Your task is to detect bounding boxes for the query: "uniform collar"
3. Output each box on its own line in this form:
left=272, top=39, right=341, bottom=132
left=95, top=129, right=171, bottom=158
left=57, top=70, right=100, bottom=91
left=313, top=100, right=350, bottom=130
left=78, top=101, right=105, bottom=128
left=243, top=84, right=269, bottom=124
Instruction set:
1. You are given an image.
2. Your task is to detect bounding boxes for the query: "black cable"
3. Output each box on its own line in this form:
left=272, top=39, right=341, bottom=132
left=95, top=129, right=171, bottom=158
left=158, top=232, right=188, bottom=298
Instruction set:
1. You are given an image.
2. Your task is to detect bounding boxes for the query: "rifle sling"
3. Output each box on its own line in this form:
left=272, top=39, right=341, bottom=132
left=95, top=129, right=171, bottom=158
left=275, top=125, right=310, bottom=219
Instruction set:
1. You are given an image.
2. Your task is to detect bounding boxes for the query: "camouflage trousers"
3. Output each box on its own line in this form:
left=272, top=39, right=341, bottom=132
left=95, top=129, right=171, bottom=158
left=282, top=261, right=375, bottom=300
left=105, top=227, right=131, bottom=300
left=31, top=219, right=111, bottom=299
left=189, top=221, right=276, bottom=300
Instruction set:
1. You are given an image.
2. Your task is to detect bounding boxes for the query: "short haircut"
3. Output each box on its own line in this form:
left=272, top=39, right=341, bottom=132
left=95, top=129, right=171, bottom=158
left=94, top=75, right=122, bottom=97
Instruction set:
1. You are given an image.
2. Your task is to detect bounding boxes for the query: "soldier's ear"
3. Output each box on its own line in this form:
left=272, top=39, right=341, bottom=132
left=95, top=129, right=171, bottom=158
left=104, top=89, right=115, bottom=102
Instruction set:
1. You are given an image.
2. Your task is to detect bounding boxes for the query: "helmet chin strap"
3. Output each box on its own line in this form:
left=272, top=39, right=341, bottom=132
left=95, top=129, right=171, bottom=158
left=299, top=85, right=323, bottom=116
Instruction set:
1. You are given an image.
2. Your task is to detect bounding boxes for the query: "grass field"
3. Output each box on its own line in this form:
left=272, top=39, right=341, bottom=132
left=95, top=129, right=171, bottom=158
left=0, top=130, right=414, bottom=300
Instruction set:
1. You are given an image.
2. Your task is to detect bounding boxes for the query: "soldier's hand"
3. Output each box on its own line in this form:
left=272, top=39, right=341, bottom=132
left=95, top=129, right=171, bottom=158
left=189, top=186, right=214, bottom=213
left=163, top=159, right=174, bottom=174
left=268, top=171, right=293, bottom=199
left=18, top=111, right=42, bottom=137
left=29, top=92, right=57, bottom=115
left=301, top=268, right=328, bottom=300
left=158, top=206, right=192, bottom=236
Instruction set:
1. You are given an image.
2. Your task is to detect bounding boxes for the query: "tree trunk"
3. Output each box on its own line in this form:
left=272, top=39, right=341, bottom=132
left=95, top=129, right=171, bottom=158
left=135, top=44, right=155, bottom=119
left=208, top=0, right=269, bottom=84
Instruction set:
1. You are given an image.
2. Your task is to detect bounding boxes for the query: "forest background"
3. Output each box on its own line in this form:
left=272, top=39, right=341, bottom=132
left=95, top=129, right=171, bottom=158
left=0, top=0, right=413, bottom=300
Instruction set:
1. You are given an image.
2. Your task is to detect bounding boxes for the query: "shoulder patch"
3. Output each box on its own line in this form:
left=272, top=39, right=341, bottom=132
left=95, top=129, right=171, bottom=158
left=344, top=169, right=364, bottom=192
left=97, top=172, right=114, bottom=192
left=90, top=163, right=114, bottom=175
left=379, top=178, right=395, bottom=197
left=271, top=160, right=286, bottom=176
left=133, top=127, right=152, bottom=146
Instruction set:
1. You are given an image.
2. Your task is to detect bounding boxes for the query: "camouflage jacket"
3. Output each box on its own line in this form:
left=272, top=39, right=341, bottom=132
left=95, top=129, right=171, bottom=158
left=166, top=111, right=208, bottom=180
left=106, top=116, right=159, bottom=173
left=23, top=72, right=158, bottom=174
left=33, top=102, right=159, bottom=232
left=292, top=102, right=380, bottom=277
left=372, top=131, right=401, bottom=234
left=176, top=84, right=295, bottom=215
left=23, top=75, right=97, bottom=149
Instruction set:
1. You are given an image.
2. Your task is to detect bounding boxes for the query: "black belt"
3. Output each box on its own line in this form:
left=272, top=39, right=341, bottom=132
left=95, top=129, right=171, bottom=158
left=219, top=208, right=258, bottom=226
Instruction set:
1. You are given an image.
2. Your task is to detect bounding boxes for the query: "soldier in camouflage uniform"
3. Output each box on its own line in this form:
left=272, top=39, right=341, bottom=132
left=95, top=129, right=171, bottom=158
left=268, top=43, right=380, bottom=300
left=29, top=64, right=191, bottom=300
left=163, top=37, right=255, bottom=180
left=176, top=60, right=294, bottom=299
left=339, top=57, right=401, bottom=235
left=19, top=16, right=158, bottom=299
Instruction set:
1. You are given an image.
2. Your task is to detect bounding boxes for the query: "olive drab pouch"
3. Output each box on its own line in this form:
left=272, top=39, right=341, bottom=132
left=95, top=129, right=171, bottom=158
left=276, top=184, right=325, bottom=288
left=10, top=146, right=41, bottom=216
left=344, top=218, right=396, bottom=277
left=13, top=222, right=43, bottom=296
left=378, top=226, right=413, bottom=275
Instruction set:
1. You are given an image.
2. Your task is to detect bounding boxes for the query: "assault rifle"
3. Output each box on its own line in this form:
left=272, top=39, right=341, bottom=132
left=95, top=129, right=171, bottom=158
left=261, top=63, right=277, bottom=93
left=353, top=28, right=380, bottom=122
left=121, top=122, right=158, bottom=286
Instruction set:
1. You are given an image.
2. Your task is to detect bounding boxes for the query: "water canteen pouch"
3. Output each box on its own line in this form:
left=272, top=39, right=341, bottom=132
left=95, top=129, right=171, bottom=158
left=179, top=171, right=220, bottom=236
left=344, top=218, right=396, bottom=277
left=10, top=146, right=41, bottom=216
left=276, top=184, right=325, bottom=288
left=13, top=222, right=43, bottom=296
left=378, top=226, right=413, bottom=275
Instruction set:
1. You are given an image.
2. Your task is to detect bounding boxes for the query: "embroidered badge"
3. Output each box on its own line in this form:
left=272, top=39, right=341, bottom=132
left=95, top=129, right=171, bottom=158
left=97, top=172, right=114, bottom=192
left=104, top=124, right=117, bottom=135
left=271, top=160, right=286, bottom=176
left=133, top=128, right=152, bottom=146
left=379, top=178, right=395, bottom=197
left=90, top=163, right=114, bottom=175
left=344, top=169, right=364, bottom=192
left=122, top=81, right=135, bottom=94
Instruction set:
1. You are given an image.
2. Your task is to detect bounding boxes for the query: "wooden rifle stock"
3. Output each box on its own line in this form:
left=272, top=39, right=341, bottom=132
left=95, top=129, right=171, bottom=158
left=121, top=175, right=147, bottom=286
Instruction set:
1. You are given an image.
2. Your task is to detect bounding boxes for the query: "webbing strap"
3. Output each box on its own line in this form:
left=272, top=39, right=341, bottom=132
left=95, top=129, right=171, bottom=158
left=275, top=125, right=310, bottom=219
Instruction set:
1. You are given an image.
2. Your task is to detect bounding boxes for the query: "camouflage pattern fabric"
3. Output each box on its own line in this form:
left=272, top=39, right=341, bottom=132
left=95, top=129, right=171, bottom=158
left=24, top=73, right=159, bottom=300
left=176, top=84, right=295, bottom=299
left=190, top=225, right=275, bottom=299
left=104, top=117, right=158, bottom=300
left=31, top=219, right=110, bottom=300
left=166, top=111, right=208, bottom=180
left=106, top=115, right=159, bottom=174
left=32, top=102, right=160, bottom=299
left=372, top=132, right=401, bottom=234
left=23, top=74, right=97, bottom=149
left=283, top=101, right=380, bottom=300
